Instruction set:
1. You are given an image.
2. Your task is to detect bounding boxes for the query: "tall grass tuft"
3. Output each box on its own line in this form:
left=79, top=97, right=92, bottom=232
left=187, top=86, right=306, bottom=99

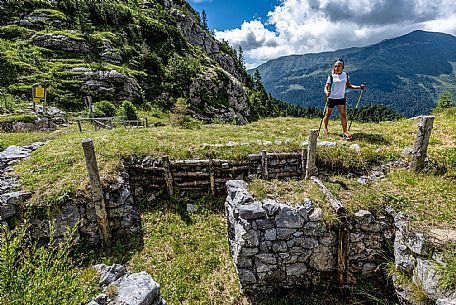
left=0, top=222, right=97, bottom=305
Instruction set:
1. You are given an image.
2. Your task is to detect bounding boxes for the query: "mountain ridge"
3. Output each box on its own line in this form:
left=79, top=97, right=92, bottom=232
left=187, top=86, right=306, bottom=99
left=250, top=30, right=456, bottom=117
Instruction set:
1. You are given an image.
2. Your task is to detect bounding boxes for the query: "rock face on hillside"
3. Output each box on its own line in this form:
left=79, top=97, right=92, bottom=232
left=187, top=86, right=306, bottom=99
left=169, top=8, right=247, bottom=84
left=187, top=68, right=250, bottom=123
left=0, top=0, right=254, bottom=123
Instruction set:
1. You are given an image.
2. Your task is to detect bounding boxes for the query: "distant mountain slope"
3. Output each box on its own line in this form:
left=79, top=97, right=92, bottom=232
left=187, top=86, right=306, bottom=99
left=251, top=30, right=456, bottom=117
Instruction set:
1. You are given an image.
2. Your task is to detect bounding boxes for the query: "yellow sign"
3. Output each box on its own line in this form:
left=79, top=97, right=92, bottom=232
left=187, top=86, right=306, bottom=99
left=35, top=87, right=45, bottom=98
left=33, top=98, right=41, bottom=104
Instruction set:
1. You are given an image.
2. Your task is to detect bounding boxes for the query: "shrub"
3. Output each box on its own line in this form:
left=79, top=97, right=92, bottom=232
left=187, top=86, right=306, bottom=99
left=0, top=222, right=97, bottom=305
left=94, top=100, right=117, bottom=117
left=121, top=100, right=138, bottom=120
left=170, top=97, right=201, bottom=129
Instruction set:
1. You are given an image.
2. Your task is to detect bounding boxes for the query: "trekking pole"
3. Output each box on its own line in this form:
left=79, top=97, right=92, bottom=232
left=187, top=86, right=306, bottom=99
left=348, top=82, right=366, bottom=131
left=318, top=82, right=333, bottom=135
left=318, top=96, right=329, bottom=135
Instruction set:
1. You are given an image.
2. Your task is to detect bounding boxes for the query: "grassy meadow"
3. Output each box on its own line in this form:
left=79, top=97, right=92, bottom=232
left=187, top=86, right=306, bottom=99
left=1, top=110, right=455, bottom=304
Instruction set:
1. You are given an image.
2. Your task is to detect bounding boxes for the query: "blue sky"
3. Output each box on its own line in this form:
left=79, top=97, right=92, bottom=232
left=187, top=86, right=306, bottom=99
left=188, top=0, right=456, bottom=69
left=189, top=0, right=280, bottom=31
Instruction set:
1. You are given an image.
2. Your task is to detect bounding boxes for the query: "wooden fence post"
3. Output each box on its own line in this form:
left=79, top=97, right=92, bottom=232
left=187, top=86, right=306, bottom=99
left=209, top=155, right=216, bottom=196
left=261, top=150, right=269, bottom=180
left=77, top=121, right=82, bottom=133
left=82, top=139, right=111, bottom=246
left=305, top=129, right=318, bottom=179
left=162, top=155, right=174, bottom=196
left=410, top=116, right=434, bottom=172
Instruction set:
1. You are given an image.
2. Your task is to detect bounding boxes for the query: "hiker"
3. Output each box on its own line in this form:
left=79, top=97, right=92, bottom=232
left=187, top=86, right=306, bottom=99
left=323, top=58, right=366, bottom=140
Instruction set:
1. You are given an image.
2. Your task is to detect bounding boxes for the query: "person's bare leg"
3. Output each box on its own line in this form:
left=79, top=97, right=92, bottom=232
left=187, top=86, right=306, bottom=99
left=337, top=105, right=352, bottom=138
left=323, top=107, right=333, bottom=135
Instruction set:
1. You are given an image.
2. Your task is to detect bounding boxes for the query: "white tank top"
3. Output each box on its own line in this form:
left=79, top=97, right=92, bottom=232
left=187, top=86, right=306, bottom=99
left=326, top=72, right=348, bottom=99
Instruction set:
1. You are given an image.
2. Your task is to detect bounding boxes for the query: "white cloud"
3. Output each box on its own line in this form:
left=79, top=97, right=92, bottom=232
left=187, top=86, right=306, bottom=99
left=215, top=0, right=456, bottom=68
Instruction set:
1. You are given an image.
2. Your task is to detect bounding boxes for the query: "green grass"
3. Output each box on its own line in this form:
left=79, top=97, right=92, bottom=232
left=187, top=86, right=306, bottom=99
left=0, top=113, right=37, bottom=124
left=436, top=245, right=456, bottom=292
left=0, top=222, right=98, bottom=305
left=0, top=111, right=453, bottom=210
left=83, top=197, right=398, bottom=305
left=326, top=169, right=456, bottom=229
left=3, top=112, right=455, bottom=304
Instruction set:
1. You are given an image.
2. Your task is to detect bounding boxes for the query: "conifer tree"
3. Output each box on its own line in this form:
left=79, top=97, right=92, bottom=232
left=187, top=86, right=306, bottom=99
left=201, top=10, right=208, bottom=31
left=238, top=46, right=244, bottom=65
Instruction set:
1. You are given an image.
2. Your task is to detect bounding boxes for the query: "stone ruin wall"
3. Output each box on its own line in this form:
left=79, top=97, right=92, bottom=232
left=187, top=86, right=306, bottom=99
left=2, top=144, right=455, bottom=304
left=225, top=180, right=395, bottom=293
left=0, top=143, right=140, bottom=243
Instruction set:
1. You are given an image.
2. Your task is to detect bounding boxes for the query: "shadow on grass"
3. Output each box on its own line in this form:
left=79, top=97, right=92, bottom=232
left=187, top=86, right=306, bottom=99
left=244, top=275, right=399, bottom=305
left=351, top=132, right=391, bottom=145
left=77, top=231, right=145, bottom=267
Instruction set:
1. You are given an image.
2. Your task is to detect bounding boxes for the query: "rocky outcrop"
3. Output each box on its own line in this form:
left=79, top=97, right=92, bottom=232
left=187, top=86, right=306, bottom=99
left=187, top=68, right=250, bottom=124
left=32, top=33, right=90, bottom=54
left=225, top=180, right=394, bottom=293
left=0, top=107, right=66, bottom=132
left=169, top=7, right=246, bottom=84
left=88, top=264, right=166, bottom=305
left=390, top=208, right=456, bottom=305
left=68, top=67, right=142, bottom=102
left=0, top=142, right=47, bottom=229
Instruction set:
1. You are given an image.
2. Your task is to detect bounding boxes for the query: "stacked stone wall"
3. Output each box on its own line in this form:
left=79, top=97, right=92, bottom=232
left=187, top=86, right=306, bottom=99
left=225, top=180, right=395, bottom=293
left=0, top=143, right=140, bottom=244
left=390, top=209, right=456, bottom=305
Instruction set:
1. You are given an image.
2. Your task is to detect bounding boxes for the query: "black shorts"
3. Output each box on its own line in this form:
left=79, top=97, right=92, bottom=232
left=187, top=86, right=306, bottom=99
left=328, top=98, right=346, bottom=108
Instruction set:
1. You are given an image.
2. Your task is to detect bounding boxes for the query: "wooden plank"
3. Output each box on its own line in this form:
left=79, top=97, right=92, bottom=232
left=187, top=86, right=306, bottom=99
left=310, top=176, right=349, bottom=287
left=175, top=181, right=210, bottom=187
left=172, top=171, right=209, bottom=177
left=82, top=139, right=111, bottom=246
left=410, top=116, right=434, bottom=172
left=311, top=176, right=347, bottom=215
left=172, top=160, right=210, bottom=166
left=214, top=166, right=255, bottom=173
left=338, top=216, right=349, bottom=287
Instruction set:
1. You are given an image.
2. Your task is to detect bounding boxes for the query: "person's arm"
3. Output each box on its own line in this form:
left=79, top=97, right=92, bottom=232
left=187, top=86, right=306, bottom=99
left=324, top=82, right=331, bottom=96
left=346, top=78, right=366, bottom=90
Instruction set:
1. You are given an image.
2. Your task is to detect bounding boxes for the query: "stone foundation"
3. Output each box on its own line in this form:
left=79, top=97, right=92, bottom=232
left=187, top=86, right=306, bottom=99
left=225, top=180, right=395, bottom=293
left=390, top=208, right=456, bottom=304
